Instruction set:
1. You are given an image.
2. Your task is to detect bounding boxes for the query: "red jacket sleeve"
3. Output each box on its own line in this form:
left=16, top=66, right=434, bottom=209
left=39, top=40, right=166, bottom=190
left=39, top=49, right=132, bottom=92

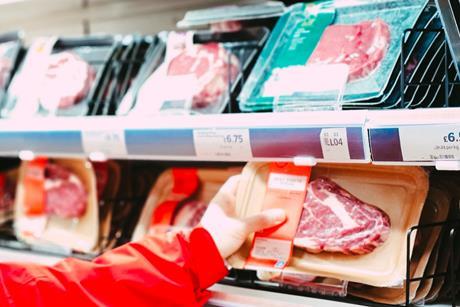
left=0, top=227, right=228, bottom=307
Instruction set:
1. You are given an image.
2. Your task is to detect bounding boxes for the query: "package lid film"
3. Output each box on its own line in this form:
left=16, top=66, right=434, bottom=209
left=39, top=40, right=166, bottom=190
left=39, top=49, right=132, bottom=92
left=228, top=162, right=429, bottom=287
left=14, top=158, right=99, bottom=253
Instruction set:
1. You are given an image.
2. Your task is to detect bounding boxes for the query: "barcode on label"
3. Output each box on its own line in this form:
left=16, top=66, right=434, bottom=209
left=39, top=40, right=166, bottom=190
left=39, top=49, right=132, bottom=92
left=430, top=154, right=456, bottom=160
left=250, top=237, right=292, bottom=261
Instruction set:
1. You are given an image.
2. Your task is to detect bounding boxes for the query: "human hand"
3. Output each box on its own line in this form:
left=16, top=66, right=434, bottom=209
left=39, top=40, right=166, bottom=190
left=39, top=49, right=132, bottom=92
left=201, top=175, right=286, bottom=259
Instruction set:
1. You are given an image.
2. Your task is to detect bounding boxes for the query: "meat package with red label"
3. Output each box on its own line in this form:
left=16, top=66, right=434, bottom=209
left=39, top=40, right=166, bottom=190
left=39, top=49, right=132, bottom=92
left=2, top=35, right=118, bottom=117
left=14, top=158, right=99, bottom=254
left=132, top=166, right=242, bottom=241
left=230, top=162, right=428, bottom=287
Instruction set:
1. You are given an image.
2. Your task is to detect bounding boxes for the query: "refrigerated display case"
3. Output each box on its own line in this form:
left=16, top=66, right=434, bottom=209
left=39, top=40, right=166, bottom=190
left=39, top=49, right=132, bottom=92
left=0, top=1, right=458, bottom=307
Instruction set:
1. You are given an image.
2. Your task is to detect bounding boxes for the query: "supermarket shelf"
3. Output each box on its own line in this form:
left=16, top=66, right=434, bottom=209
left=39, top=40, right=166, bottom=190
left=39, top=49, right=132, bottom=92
left=0, top=110, right=369, bottom=163
left=0, top=107, right=460, bottom=167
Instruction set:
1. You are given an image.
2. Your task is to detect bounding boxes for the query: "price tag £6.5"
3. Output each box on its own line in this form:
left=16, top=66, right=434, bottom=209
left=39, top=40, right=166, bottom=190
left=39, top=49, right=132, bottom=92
left=193, top=128, right=252, bottom=160
left=320, top=128, right=350, bottom=161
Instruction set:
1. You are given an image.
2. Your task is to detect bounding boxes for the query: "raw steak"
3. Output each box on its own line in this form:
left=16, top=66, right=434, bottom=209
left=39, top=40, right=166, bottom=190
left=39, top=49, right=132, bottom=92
left=294, top=177, right=391, bottom=255
left=38, top=51, right=95, bottom=110
left=172, top=200, right=208, bottom=228
left=308, top=19, right=390, bottom=81
left=167, top=43, right=239, bottom=110
left=44, top=163, right=87, bottom=218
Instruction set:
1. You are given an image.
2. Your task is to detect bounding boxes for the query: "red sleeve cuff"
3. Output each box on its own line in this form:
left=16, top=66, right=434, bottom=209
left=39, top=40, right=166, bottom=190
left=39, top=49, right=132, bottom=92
left=188, top=227, right=228, bottom=289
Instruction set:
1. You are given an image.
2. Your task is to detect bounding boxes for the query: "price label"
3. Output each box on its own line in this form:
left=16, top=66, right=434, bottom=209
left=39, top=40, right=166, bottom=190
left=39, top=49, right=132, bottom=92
left=320, top=128, right=350, bottom=161
left=193, top=128, right=252, bottom=160
left=399, top=125, right=460, bottom=161
left=81, top=130, right=128, bottom=156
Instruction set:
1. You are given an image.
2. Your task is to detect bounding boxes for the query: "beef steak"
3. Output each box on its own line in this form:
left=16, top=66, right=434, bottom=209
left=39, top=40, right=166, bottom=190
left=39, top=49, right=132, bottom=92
left=44, top=163, right=87, bottom=219
left=39, top=51, right=95, bottom=110
left=308, top=19, right=390, bottom=81
left=167, top=43, right=239, bottom=110
left=294, top=177, right=391, bottom=255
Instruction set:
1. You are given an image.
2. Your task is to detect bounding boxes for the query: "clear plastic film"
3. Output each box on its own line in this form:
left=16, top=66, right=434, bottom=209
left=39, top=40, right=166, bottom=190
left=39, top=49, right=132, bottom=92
left=238, top=0, right=428, bottom=112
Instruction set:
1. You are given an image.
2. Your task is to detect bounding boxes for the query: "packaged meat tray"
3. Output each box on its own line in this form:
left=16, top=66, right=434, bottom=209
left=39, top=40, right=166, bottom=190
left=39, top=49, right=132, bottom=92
left=132, top=166, right=242, bottom=241
left=125, top=27, right=269, bottom=116
left=238, top=0, right=427, bottom=112
left=14, top=158, right=99, bottom=254
left=2, top=35, right=118, bottom=118
left=0, top=32, right=23, bottom=108
left=228, top=162, right=429, bottom=287
left=342, top=3, right=440, bottom=110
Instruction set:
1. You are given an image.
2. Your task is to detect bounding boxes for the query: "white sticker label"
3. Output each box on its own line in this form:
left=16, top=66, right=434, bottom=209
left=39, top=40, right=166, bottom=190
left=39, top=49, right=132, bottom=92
left=251, top=237, right=292, bottom=261
left=17, top=215, right=47, bottom=238
left=399, top=125, right=460, bottom=161
left=320, top=128, right=350, bottom=161
left=268, top=173, right=308, bottom=191
left=82, top=130, right=128, bottom=156
left=263, top=64, right=349, bottom=97
left=193, top=128, right=252, bottom=159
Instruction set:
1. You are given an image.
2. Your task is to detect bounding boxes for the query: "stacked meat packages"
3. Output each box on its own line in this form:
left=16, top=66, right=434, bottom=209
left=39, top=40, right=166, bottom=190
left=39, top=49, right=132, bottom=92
left=2, top=36, right=116, bottom=117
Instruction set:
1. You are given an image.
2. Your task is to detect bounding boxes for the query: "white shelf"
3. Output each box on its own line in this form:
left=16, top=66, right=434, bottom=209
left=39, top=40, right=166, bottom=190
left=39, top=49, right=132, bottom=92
left=0, top=111, right=370, bottom=163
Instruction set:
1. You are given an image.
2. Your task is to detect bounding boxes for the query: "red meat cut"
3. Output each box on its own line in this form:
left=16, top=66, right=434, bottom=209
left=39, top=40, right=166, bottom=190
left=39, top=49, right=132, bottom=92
left=44, top=163, right=87, bottom=219
left=172, top=200, right=208, bottom=228
left=294, top=177, right=391, bottom=255
left=308, top=19, right=390, bottom=81
left=38, top=51, right=95, bottom=110
left=167, top=43, right=239, bottom=110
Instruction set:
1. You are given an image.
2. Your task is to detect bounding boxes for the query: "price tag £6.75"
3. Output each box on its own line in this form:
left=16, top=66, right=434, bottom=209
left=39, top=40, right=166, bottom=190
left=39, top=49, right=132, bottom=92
left=193, top=128, right=252, bottom=160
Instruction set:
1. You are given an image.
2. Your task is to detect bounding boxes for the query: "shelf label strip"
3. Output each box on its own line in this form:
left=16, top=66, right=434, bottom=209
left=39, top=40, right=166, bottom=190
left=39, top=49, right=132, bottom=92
left=370, top=125, right=460, bottom=162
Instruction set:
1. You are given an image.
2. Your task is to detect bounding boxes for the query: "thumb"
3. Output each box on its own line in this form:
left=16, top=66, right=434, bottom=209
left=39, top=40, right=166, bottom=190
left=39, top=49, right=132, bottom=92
left=244, top=209, right=286, bottom=233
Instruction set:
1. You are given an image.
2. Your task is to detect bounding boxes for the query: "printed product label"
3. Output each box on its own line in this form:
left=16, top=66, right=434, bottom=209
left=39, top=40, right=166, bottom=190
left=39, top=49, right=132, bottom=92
left=320, top=127, right=350, bottom=161
left=193, top=128, right=252, bottom=160
left=399, top=125, right=460, bottom=161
